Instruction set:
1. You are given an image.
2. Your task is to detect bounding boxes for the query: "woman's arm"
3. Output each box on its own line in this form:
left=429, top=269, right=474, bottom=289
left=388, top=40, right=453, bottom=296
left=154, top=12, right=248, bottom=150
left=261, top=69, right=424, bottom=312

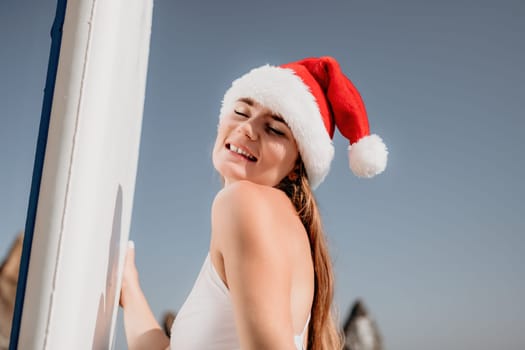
left=212, top=181, right=300, bottom=350
left=120, top=242, right=170, bottom=350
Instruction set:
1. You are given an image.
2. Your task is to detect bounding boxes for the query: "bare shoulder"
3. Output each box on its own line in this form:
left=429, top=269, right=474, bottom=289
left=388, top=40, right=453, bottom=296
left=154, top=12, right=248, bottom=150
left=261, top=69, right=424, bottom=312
left=211, top=180, right=303, bottom=254
left=213, top=180, right=292, bottom=216
left=210, top=182, right=311, bottom=346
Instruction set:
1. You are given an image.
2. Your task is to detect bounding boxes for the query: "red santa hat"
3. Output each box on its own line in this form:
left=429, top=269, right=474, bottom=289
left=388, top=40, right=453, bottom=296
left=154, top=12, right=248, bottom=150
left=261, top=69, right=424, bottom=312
left=219, top=56, right=388, bottom=189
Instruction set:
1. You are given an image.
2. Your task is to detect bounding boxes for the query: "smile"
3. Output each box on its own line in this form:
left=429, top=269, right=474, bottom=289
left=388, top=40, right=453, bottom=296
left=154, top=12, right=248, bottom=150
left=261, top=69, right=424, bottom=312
left=226, top=143, right=257, bottom=161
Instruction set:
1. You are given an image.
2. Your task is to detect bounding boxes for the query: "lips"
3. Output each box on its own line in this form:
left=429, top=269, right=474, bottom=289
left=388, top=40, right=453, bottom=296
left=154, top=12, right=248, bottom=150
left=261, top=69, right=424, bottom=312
left=226, top=143, right=257, bottom=161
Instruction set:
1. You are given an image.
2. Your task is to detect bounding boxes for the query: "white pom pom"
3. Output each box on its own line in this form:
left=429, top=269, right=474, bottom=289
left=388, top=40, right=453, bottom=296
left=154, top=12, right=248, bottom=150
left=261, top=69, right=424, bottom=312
left=348, top=134, right=388, bottom=178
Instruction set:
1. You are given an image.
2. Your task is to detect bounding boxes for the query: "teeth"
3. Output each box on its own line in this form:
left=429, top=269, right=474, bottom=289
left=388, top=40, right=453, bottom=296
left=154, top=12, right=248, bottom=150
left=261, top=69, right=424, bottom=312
left=229, top=144, right=255, bottom=160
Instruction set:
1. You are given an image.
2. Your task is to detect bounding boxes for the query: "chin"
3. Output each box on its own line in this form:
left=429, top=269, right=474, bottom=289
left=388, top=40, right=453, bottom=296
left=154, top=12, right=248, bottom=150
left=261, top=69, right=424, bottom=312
left=227, top=175, right=282, bottom=188
left=213, top=159, right=284, bottom=188
left=214, top=164, right=245, bottom=184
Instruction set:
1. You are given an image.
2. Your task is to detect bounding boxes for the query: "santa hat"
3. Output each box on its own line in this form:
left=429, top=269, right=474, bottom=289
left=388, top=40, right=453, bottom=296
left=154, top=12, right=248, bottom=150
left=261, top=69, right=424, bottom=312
left=219, top=56, right=388, bottom=189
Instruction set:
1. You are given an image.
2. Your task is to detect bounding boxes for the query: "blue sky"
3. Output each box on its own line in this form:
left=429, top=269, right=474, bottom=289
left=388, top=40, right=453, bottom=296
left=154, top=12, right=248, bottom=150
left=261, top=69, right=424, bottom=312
left=1, top=1, right=524, bottom=349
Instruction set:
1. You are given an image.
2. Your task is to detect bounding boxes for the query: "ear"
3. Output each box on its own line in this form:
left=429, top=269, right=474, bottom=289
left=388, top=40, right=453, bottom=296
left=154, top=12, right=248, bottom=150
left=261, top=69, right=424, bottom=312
left=287, top=169, right=299, bottom=182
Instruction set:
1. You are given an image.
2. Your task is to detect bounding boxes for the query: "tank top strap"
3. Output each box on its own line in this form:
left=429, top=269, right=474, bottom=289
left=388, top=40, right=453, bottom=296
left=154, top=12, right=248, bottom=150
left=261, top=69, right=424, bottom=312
left=300, top=314, right=311, bottom=337
left=294, top=313, right=311, bottom=350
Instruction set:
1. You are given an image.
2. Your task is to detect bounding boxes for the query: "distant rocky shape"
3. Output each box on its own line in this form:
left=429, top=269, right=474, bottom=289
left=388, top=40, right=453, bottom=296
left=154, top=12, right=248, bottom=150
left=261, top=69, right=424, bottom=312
left=162, top=311, right=177, bottom=337
left=0, top=232, right=23, bottom=350
left=343, top=299, right=383, bottom=350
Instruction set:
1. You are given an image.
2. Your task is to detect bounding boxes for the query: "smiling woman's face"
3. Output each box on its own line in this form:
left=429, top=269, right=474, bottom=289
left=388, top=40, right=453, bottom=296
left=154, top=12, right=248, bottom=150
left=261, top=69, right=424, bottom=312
left=212, top=98, right=299, bottom=187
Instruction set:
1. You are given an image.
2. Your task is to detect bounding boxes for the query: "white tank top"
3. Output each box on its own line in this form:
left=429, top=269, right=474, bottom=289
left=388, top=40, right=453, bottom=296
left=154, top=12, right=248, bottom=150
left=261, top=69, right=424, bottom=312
left=170, top=253, right=310, bottom=349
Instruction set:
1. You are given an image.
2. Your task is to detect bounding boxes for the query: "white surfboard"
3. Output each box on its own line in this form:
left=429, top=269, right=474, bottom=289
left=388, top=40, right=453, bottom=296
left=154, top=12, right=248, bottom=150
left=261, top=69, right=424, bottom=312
left=12, top=0, right=153, bottom=348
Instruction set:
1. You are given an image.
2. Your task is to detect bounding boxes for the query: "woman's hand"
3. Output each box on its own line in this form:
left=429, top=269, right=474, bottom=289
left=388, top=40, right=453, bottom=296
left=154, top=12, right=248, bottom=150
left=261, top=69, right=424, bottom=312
left=120, top=241, right=141, bottom=309
left=119, top=240, right=170, bottom=350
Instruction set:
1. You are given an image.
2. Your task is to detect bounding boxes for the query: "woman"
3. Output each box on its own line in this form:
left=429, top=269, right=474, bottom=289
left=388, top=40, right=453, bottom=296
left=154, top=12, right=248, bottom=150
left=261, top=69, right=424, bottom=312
left=120, top=56, right=388, bottom=350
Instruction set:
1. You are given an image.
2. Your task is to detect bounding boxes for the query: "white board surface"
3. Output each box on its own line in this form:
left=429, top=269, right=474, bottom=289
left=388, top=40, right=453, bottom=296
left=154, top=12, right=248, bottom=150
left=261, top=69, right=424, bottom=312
left=17, top=0, right=153, bottom=348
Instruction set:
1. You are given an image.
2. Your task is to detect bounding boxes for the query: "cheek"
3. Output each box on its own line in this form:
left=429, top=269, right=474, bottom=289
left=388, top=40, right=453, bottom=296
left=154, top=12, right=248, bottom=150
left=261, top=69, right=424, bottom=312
left=213, top=122, right=229, bottom=152
left=212, top=121, right=237, bottom=168
left=264, top=142, right=297, bottom=172
left=282, top=152, right=298, bottom=175
left=212, top=134, right=222, bottom=155
left=280, top=142, right=299, bottom=174
left=211, top=128, right=225, bottom=167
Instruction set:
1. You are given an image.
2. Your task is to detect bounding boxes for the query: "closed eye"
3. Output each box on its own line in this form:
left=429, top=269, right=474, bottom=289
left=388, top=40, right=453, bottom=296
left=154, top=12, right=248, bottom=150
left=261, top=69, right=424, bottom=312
left=234, top=110, right=249, bottom=118
left=267, top=125, right=285, bottom=136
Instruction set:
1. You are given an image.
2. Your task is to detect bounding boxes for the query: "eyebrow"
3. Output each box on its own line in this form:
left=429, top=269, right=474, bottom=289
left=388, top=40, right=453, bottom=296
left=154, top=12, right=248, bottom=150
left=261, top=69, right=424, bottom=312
left=271, top=115, right=287, bottom=125
left=238, top=97, right=255, bottom=106
left=238, top=98, right=288, bottom=125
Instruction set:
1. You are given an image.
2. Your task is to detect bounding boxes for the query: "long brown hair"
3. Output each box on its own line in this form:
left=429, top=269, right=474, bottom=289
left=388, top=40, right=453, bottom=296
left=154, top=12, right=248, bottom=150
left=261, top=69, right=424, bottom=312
left=276, top=158, right=343, bottom=350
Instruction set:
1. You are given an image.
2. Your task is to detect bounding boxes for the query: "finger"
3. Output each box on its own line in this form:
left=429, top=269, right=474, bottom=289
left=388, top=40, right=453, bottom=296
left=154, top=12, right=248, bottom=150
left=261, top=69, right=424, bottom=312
left=125, top=240, right=135, bottom=263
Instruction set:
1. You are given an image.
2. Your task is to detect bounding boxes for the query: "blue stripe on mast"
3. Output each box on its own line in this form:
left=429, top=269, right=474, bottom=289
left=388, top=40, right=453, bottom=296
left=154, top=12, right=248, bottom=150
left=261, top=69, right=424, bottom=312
left=9, top=0, right=68, bottom=348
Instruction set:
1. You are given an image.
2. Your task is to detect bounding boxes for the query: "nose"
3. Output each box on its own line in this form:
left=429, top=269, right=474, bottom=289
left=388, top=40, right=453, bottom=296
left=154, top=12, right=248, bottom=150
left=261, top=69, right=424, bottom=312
left=237, top=119, right=258, bottom=140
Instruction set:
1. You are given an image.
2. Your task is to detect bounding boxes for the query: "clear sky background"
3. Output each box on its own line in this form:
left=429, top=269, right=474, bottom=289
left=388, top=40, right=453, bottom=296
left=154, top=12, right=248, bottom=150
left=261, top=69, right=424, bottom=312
left=1, top=1, right=524, bottom=349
